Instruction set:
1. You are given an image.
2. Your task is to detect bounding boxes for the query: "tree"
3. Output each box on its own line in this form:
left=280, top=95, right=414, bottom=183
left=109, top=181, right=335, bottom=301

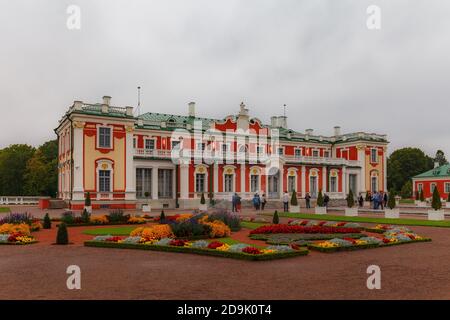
left=400, top=181, right=412, bottom=199
left=346, top=189, right=354, bottom=208
left=56, top=222, right=69, bottom=244
left=316, top=190, right=324, bottom=207
left=290, top=190, right=298, bottom=206
left=435, top=150, right=448, bottom=167
left=43, top=213, right=52, bottom=229
left=447, top=192, right=450, bottom=203
left=200, top=192, right=206, bottom=205
left=431, top=187, right=442, bottom=211
left=159, top=210, right=166, bottom=223
left=419, top=189, right=425, bottom=202
left=272, top=210, right=279, bottom=224
left=81, top=209, right=90, bottom=223
left=387, top=148, right=433, bottom=192
left=85, top=192, right=91, bottom=206
left=0, top=144, right=35, bottom=195
left=415, top=190, right=420, bottom=201
left=388, top=190, right=396, bottom=209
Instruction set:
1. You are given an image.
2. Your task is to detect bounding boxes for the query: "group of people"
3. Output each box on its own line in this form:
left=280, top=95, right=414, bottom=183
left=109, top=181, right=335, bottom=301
left=366, top=191, right=388, bottom=210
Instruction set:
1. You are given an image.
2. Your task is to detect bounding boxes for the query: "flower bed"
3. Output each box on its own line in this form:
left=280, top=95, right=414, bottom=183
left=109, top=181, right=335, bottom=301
left=0, top=223, right=37, bottom=245
left=288, top=219, right=362, bottom=229
left=308, top=230, right=431, bottom=253
left=249, top=224, right=361, bottom=235
left=250, top=232, right=364, bottom=245
left=364, top=225, right=412, bottom=234
left=84, top=238, right=308, bottom=261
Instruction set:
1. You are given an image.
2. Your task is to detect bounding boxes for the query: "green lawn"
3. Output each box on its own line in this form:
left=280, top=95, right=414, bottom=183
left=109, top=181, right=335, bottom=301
left=262, top=212, right=450, bottom=228
left=0, top=207, right=10, bottom=213
left=215, top=237, right=264, bottom=248
left=83, top=226, right=137, bottom=236
left=240, top=221, right=265, bottom=230
left=399, top=199, right=415, bottom=204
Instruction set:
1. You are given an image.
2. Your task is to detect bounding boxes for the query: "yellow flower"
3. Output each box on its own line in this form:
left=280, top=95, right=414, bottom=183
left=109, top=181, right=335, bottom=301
left=216, top=244, right=230, bottom=251
left=261, top=249, right=276, bottom=254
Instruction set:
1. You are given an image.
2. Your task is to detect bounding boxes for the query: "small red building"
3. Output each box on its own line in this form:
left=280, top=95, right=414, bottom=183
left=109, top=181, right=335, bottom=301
left=412, top=164, right=450, bottom=200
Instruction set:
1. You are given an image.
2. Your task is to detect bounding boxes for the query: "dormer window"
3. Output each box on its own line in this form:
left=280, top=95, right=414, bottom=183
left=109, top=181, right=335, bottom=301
left=98, top=127, right=112, bottom=149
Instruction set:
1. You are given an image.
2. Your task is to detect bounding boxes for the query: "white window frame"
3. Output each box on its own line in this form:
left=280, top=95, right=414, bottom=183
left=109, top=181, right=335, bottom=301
left=249, top=166, right=261, bottom=193
left=371, top=176, right=378, bottom=192
left=294, top=148, right=302, bottom=158
left=418, top=183, right=423, bottom=193
left=445, top=182, right=450, bottom=194
left=144, top=138, right=156, bottom=150
left=97, top=125, right=113, bottom=149
left=371, top=148, right=378, bottom=163
left=171, top=140, right=181, bottom=150
left=430, top=183, right=437, bottom=193
left=224, top=173, right=234, bottom=193
left=96, top=160, right=114, bottom=195
left=312, top=149, right=319, bottom=157
left=287, top=175, right=296, bottom=193
left=133, top=137, right=137, bottom=149
left=277, top=147, right=284, bottom=155
left=324, top=150, right=330, bottom=158
left=195, top=173, right=206, bottom=193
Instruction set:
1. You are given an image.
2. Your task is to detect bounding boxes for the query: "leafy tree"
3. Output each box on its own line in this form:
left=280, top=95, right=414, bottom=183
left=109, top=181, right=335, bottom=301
left=316, top=190, right=324, bottom=207
left=400, top=181, right=412, bottom=199
left=272, top=210, right=279, bottom=224
left=56, top=222, right=69, bottom=244
left=346, top=189, right=354, bottom=208
left=387, top=148, right=433, bottom=192
left=0, top=144, right=35, bottom=195
left=43, top=213, right=52, bottom=229
left=435, top=150, right=448, bottom=167
left=159, top=210, right=166, bottom=223
left=447, top=192, right=450, bottom=203
left=290, top=190, right=298, bottom=206
left=415, top=190, right=420, bottom=201
left=431, top=187, right=442, bottom=211
left=419, top=189, right=425, bottom=202
left=388, top=190, right=396, bottom=209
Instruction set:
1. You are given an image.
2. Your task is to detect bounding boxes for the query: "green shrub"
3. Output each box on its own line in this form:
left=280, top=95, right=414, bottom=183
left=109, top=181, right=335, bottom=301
left=208, top=209, right=241, bottom=231
left=388, top=190, right=396, bottom=209
left=43, top=213, right=51, bottom=229
left=85, top=192, right=91, bottom=206
left=81, top=209, right=91, bottom=223
left=159, top=210, right=166, bottom=223
left=431, top=187, right=442, bottom=211
left=200, top=192, right=206, bottom=205
left=56, top=223, right=69, bottom=245
left=316, top=190, right=324, bottom=207
left=415, top=190, right=420, bottom=201
left=419, top=190, right=425, bottom=202
left=60, top=211, right=75, bottom=224
left=273, top=210, right=279, bottom=224
left=107, top=209, right=129, bottom=223
left=290, top=190, right=298, bottom=206
left=447, top=193, right=450, bottom=202
left=170, top=220, right=210, bottom=238
left=346, top=189, right=354, bottom=208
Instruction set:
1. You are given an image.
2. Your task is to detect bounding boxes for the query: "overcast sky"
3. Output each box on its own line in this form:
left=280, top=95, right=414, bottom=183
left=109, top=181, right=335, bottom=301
left=1, top=0, right=449, bottom=157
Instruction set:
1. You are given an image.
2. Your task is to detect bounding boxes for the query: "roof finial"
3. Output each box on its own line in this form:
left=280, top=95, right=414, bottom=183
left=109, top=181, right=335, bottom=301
left=136, top=86, right=141, bottom=116
left=283, top=104, right=287, bottom=118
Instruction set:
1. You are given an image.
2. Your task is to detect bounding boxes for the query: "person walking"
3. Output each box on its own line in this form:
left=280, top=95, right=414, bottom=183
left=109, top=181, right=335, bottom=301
left=236, top=193, right=241, bottom=213
left=252, top=193, right=261, bottom=211
left=323, top=193, right=330, bottom=208
left=383, top=192, right=388, bottom=208
left=305, top=193, right=311, bottom=209
left=379, top=191, right=384, bottom=210
left=231, top=193, right=237, bottom=212
left=282, top=191, right=289, bottom=212
left=358, top=193, right=364, bottom=207
left=261, top=193, right=267, bottom=211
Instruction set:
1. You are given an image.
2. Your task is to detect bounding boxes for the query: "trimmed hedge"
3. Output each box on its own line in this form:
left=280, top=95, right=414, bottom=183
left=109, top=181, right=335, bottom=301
left=60, top=221, right=147, bottom=228
left=308, top=238, right=432, bottom=253
left=84, top=241, right=309, bottom=261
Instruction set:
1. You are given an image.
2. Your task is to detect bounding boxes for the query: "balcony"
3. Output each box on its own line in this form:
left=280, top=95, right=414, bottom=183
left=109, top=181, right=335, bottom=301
left=284, top=155, right=360, bottom=166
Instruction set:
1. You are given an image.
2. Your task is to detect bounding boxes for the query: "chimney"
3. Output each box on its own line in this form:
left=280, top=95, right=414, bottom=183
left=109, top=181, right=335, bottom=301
left=102, top=96, right=111, bottom=106
left=270, top=116, right=278, bottom=127
left=73, top=100, right=83, bottom=110
left=334, top=126, right=341, bottom=136
left=125, top=106, right=133, bottom=116
left=434, top=162, right=440, bottom=168
left=305, top=129, right=313, bottom=135
left=188, top=102, right=196, bottom=117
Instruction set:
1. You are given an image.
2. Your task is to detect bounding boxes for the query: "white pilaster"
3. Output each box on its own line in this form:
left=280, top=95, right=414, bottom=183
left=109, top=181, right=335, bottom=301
left=125, top=128, right=136, bottom=200
left=342, top=166, right=347, bottom=197
left=152, top=167, right=158, bottom=200
left=241, top=163, right=246, bottom=195
left=72, top=122, right=84, bottom=201
left=358, top=147, right=366, bottom=194
left=214, top=162, right=219, bottom=193
left=279, top=166, right=284, bottom=196
left=301, top=166, right=306, bottom=197
left=383, top=147, right=388, bottom=192
left=322, top=166, right=327, bottom=193
left=179, top=164, right=189, bottom=199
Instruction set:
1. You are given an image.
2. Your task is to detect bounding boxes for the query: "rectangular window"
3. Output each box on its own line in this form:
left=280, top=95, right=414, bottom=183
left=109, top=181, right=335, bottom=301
left=250, top=175, right=259, bottom=193
left=256, top=146, right=264, bottom=154
left=171, top=140, right=180, bottom=150
left=98, top=127, right=111, bottom=148
left=99, top=170, right=111, bottom=192
left=133, top=137, right=137, bottom=149
left=196, top=173, right=206, bottom=193
left=277, top=147, right=283, bottom=155
left=145, top=139, right=155, bottom=150
left=418, top=183, right=423, bottom=193
left=224, top=174, right=233, bottom=192
left=312, top=150, right=319, bottom=157
left=349, top=174, right=357, bottom=194
left=288, top=176, right=296, bottom=193
left=197, top=142, right=205, bottom=151
left=136, top=168, right=152, bottom=198
left=222, top=143, right=229, bottom=153
left=371, top=176, right=378, bottom=192
left=158, top=169, right=173, bottom=198
left=430, top=183, right=436, bottom=193
left=330, top=176, right=337, bottom=192
left=445, top=183, right=450, bottom=193
left=294, top=149, right=302, bottom=157
left=324, top=151, right=330, bottom=158
left=371, top=148, right=378, bottom=163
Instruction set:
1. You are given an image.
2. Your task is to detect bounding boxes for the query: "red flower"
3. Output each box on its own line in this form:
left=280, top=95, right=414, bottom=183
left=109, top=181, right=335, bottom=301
left=169, top=239, right=186, bottom=246
left=300, top=220, right=309, bottom=226
left=242, top=246, right=262, bottom=254
left=105, top=236, right=122, bottom=242
left=343, top=237, right=357, bottom=244
left=290, top=243, right=300, bottom=250
left=249, top=224, right=360, bottom=235
left=208, top=241, right=224, bottom=249
left=336, top=222, right=346, bottom=227
left=382, top=238, right=390, bottom=244
left=317, top=221, right=327, bottom=226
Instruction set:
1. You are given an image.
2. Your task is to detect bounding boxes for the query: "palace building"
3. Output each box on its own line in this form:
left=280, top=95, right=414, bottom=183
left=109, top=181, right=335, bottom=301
left=55, top=96, right=389, bottom=210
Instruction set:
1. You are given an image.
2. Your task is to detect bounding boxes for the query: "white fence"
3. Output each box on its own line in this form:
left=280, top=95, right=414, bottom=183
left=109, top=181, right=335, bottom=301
left=0, top=196, right=42, bottom=205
